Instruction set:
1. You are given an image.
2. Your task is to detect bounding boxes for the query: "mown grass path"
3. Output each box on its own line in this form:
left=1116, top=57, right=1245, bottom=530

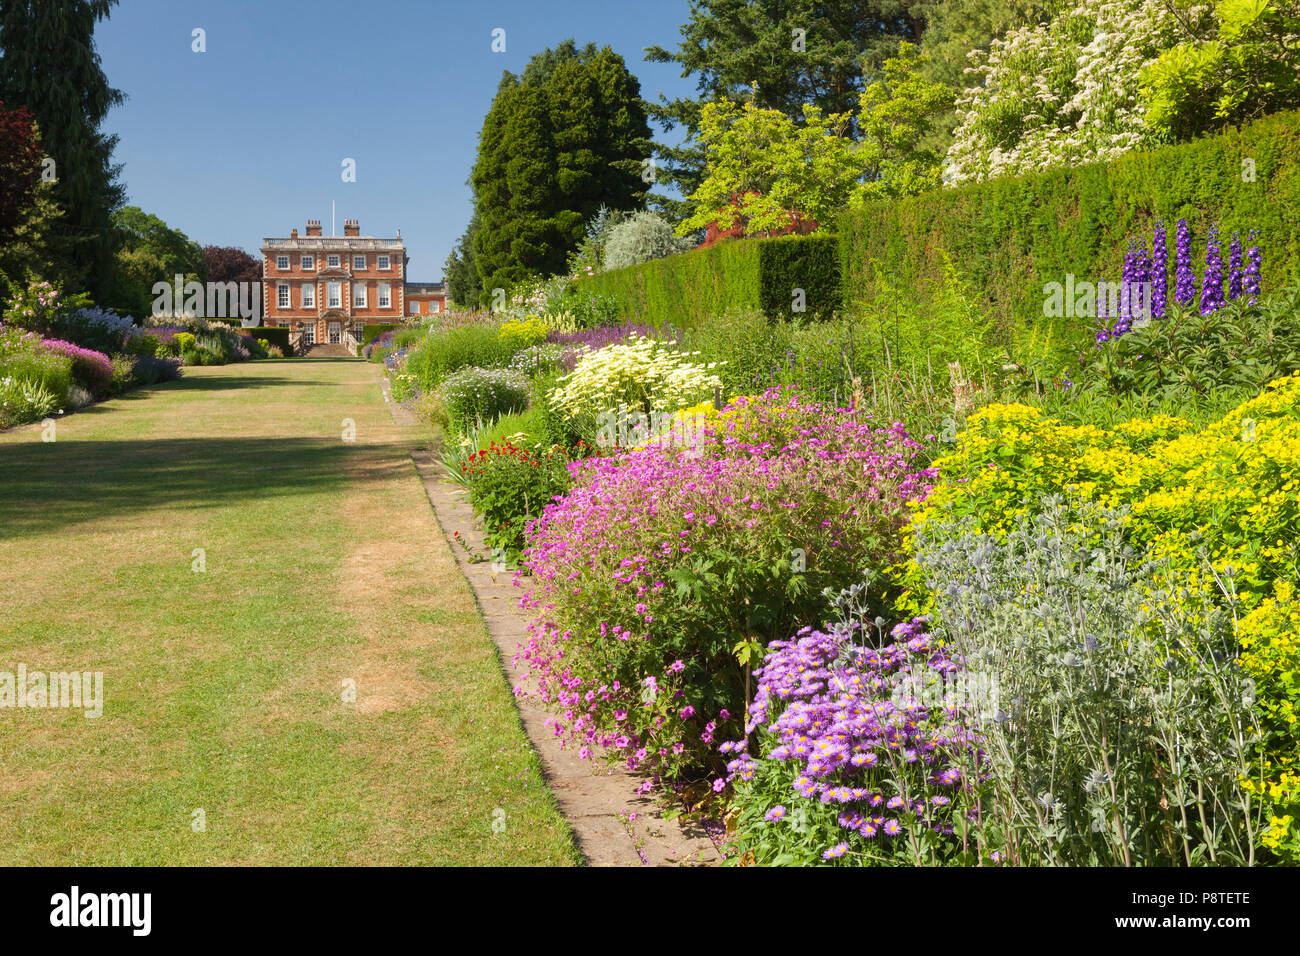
left=0, top=358, right=579, bottom=865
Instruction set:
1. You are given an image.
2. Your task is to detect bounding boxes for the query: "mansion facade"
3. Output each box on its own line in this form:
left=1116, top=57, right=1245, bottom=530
left=260, top=219, right=446, bottom=347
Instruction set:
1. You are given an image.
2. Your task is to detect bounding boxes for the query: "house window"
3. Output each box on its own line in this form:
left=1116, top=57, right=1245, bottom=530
left=409, top=301, right=420, bottom=315
left=327, top=254, right=340, bottom=268
left=377, top=255, right=390, bottom=270
left=353, top=284, right=367, bottom=307
left=277, top=283, right=290, bottom=309
left=301, top=255, right=314, bottom=270
left=301, top=283, right=315, bottom=308
left=276, top=255, right=289, bottom=270
left=378, top=283, right=391, bottom=308
left=301, top=324, right=315, bottom=345
left=431, top=300, right=441, bottom=313
left=327, top=282, right=341, bottom=308
left=353, top=255, right=366, bottom=270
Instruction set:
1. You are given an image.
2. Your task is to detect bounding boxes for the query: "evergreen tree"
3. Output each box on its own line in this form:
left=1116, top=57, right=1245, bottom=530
left=0, top=0, right=126, bottom=299
left=470, top=41, right=651, bottom=297
left=444, top=212, right=482, bottom=309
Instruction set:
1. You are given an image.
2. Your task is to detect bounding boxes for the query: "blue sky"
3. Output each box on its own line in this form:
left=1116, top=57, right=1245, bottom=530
left=95, top=0, right=699, bottom=280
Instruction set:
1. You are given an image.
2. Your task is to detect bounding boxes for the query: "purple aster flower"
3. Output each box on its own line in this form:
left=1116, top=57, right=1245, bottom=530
left=822, top=842, right=849, bottom=860
left=764, top=805, right=786, bottom=823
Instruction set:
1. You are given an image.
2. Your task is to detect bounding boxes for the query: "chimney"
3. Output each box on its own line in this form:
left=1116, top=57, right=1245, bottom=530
left=291, top=228, right=299, bottom=239
left=305, top=219, right=322, bottom=237
left=344, top=219, right=360, bottom=237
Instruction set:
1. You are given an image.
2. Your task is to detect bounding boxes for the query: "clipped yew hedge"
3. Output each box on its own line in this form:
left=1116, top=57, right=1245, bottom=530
left=580, top=233, right=841, bottom=327
left=838, top=109, right=1300, bottom=371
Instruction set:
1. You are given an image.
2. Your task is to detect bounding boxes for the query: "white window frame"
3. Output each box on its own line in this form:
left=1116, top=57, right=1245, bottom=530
left=327, top=282, right=341, bottom=309
left=353, top=255, right=366, bottom=270
left=377, top=255, right=390, bottom=271
left=327, top=254, right=340, bottom=268
left=277, top=283, right=290, bottom=309
left=431, top=300, right=441, bottom=313
left=276, top=255, right=289, bottom=270
left=301, top=283, right=315, bottom=308
left=409, top=301, right=420, bottom=315
left=377, top=283, right=391, bottom=308
left=353, top=284, right=367, bottom=307
left=301, top=324, right=316, bottom=345
left=301, top=255, right=314, bottom=270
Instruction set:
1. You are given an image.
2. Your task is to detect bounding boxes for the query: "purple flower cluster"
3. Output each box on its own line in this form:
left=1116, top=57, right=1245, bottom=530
left=1174, top=218, right=1196, bottom=307
left=723, top=621, right=983, bottom=855
left=1245, top=230, right=1262, bottom=305
left=1201, top=226, right=1224, bottom=315
left=1151, top=221, right=1167, bottom=319
left=40, top=338, right=114, bottom=396
left=546, top=322, right=682, bottom=371
left=1098, top=221, right=1263, bottom=347
left=1228, top=233, right=1243, bottom=301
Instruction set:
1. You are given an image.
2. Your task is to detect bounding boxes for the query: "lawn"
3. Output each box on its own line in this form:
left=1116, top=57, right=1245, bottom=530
left=0, top=358, right=579, bottom=866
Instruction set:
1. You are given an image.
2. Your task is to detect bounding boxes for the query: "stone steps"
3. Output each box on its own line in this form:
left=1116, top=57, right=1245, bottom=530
left=299, top=343, right=354, bottom=358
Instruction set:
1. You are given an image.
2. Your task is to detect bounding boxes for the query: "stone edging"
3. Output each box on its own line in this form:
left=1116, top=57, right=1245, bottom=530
left=410, top=447, right=722, bottom=867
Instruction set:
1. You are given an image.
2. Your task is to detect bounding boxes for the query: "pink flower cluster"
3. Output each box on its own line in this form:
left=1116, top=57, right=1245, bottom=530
left=41, top=338, right=114, bottom=396
left=512, top=388, right=937, bottom=781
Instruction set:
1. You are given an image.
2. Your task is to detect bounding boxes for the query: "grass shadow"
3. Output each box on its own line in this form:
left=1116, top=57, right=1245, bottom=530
left=0, top=437, right=404, bottom=539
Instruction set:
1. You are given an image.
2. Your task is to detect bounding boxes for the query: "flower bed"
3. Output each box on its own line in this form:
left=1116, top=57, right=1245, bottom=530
left=515, top=388, right=935, bottom=781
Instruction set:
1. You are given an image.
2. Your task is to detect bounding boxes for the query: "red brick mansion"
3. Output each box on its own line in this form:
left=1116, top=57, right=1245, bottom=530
left=260, top=219, right=446, bottom=348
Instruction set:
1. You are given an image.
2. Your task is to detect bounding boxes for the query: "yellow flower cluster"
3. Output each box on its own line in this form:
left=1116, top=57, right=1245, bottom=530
left=497, top=316, right=550, bottom=353
left=910, top=373, right=1300, bottom=612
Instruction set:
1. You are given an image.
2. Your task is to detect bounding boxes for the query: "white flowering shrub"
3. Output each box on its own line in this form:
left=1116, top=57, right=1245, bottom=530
left=944, top=0, right=1180, bottom=185
left=439, top=366, right=530, bottom=432
left=548, top=333, right=723, bottom=420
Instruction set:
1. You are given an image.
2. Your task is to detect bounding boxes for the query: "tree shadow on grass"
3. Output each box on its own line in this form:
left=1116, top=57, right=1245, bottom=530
left=0, top=437, right=405, bottom=540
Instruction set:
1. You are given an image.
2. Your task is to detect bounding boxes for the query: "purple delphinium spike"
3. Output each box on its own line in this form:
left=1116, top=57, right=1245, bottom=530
left=1201, top=227, right=1224, bottom=315
left=1228, top=232, right=1243, bottom=301
left=1095, top=274, right=1111, bottom=345
left=1118, top=239, right=1137, bottom=332
left=1174, top=218, right=1195, bottom=307
left=1152, top=221, right=1167, bottom=319
left=1244, top=229, right=1261, bottom=305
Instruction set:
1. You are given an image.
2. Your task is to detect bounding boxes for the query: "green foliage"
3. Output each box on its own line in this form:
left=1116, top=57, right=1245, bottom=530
left=404, top=324, right=513, bottom=392
left=1074, top=286, right=1300, bottom=405
left=679, top=100, right=860, bottom=237
left=642, top=0, right=929, bottom=220
left=456, top=438, right=574, bottom=561
left=444, top=211, right=482, bottom=309
left=0, top=325, right=72, bottom=408
left=851, top=42, right=954, bottom=204
left=839, top=108, right=1300, bottom=375
left=361, top=324, right=400, bottom=346
left=245, top=326, right=292, bottom=355
left=1141, top=0, right=1300, bottom=141
left=583, top=233, right=841, bottom=326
